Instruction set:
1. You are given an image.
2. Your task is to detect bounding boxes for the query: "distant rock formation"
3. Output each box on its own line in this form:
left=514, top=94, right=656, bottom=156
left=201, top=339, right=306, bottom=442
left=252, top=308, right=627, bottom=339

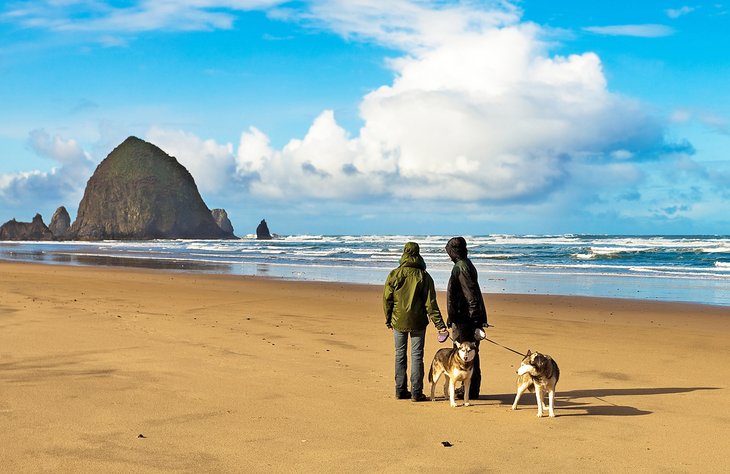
left=69, top=136, right=236, bottom=240
left=211, top=209, right=234, bottom=234
left=256, top=219, right=273, bottom=240
left=49, top=206, right=71, bottom=238
left=0, top=214, right=54, bottom=241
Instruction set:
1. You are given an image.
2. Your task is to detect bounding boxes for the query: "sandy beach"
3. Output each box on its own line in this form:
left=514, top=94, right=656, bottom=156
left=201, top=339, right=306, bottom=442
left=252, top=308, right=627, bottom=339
left=1, top=261, right=728, bottom=472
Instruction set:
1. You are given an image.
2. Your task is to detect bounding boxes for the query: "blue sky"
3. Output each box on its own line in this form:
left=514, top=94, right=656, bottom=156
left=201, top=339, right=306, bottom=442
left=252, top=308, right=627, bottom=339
left=1, top=1, right=729, bottom=236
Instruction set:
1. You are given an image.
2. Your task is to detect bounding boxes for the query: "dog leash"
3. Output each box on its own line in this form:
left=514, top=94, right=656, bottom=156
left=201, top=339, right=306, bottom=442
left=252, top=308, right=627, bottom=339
left=443, top=327, right=526, bottom=358
left=484, top=338, right=526, bottom=358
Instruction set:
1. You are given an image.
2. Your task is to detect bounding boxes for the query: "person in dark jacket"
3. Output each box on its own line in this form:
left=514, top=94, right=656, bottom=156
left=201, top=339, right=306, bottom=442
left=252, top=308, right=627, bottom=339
left=384, top=242, right=448, bottom=401
left=445, top=236, right=489, bottom=400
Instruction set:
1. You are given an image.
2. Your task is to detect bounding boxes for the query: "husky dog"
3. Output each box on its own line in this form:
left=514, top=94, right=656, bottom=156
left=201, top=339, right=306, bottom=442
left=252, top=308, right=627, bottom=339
left=511, top=350, right=560, bottom=417
left=428, top=341, right=477, bottom=407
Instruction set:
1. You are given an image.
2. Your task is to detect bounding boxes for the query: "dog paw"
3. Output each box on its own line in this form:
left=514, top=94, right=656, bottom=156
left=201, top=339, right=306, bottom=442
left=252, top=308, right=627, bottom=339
left=536, top=412, right=543, bottom=418
left=549, top=413, right=556, bottom=418
left=464, top=402, right=471, bottom=407
left=450, top=403, right=457, bottom=408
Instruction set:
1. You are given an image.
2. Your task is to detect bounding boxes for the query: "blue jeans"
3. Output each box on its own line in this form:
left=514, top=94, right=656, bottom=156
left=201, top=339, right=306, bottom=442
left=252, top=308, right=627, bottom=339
left=394, top=328, right=426, bottom=396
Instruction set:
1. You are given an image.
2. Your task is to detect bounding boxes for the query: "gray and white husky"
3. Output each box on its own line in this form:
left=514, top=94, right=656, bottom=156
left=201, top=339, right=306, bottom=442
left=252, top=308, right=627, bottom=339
left=428, top=341, right=477, bottom=407
left=511, top=350, right=560, bottom=417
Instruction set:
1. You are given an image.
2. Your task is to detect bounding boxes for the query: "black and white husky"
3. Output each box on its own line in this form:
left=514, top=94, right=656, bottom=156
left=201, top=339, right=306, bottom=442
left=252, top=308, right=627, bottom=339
left=511, top=350, right=560, bottom=417
left=428, top=341, right=477, bottom=407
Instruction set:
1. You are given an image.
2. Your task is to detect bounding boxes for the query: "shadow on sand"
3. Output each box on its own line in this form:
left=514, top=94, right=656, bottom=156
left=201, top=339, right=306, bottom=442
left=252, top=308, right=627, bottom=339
left=486, top=386, right=720, bottom=417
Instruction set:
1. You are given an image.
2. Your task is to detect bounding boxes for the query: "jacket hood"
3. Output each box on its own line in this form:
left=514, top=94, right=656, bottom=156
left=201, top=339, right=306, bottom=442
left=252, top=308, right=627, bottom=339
left=399, top=241, right=426, bottom=270
left=446, top=236, right=468, bottom=262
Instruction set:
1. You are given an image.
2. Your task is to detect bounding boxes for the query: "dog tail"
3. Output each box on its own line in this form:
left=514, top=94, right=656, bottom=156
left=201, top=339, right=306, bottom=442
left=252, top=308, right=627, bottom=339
left=427, top=359, right=435, bottom=383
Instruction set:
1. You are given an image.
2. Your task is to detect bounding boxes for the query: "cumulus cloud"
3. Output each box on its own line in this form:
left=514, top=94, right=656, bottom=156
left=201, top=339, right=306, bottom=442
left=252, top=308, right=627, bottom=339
left=28, top=128, right=91, bottom=167
left=236, top=111, right=381, bottom=199
left=236, top=6, right=667, bottom=203
left=0, top=130, right=94, bottom=208
left=1, top=1, right=684, bottom=217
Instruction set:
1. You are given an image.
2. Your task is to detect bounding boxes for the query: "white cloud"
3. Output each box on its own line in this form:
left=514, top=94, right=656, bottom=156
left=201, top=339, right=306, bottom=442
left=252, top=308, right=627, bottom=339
left=666, top=6, right=695, bottom=19
left=1, top=2, right=680, bottom=216
left=296, top=0, right=521, bottom=50
left=4, top=0, right=287, bottom=33
left=237, top=111, right=380, bottom=199
left=28, top=128, right=92, bottom=167
left=235, top=13, right=665, bottom=202
left=583, top=24, right=675, bottom=38
left=0, top=130, right=94, bottom=209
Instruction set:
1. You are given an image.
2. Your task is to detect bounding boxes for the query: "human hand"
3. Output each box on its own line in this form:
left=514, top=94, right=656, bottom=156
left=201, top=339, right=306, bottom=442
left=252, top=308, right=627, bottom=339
left=437, top=328, right=449, bottom=343
left=386, top=322, right=393, bottom=330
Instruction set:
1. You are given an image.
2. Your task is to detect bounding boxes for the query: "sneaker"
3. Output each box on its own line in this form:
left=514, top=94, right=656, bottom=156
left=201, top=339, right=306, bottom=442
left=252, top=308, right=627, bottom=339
left=396, top=390, right=412, bottom=400
left=411, top=393, right=429, bottom=402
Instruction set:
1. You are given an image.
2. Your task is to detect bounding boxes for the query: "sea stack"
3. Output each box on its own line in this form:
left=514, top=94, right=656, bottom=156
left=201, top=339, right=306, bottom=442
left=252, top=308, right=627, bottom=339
left=256, top=219, right=273, bottom=240
left=211, top=209, right=234, bottom=235
left=0, top=213, right=54, bottom=241
left=49, top=206, right=71, bottom=238
left=69, top=136, right=235, bottom=240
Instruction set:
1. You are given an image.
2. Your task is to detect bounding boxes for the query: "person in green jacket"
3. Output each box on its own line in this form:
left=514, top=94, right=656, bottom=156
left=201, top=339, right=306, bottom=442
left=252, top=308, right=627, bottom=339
left=384, top=242, right=448, bottom=401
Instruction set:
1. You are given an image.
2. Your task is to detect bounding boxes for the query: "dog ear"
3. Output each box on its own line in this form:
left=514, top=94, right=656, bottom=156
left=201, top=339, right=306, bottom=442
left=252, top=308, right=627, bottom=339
left=526, top=349, right=532, bottom=356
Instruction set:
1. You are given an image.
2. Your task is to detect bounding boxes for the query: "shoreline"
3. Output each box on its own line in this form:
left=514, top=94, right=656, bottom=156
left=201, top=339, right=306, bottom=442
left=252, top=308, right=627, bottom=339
left=3, top=234, right=730, bottom=307
left=1, top=261, right=729, bottom=472
left=2, top=255, right=730, bottom=309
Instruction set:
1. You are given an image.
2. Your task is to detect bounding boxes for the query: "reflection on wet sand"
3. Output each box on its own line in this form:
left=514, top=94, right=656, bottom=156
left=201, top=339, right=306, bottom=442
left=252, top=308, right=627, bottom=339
left=1, top=246, right=233, bottom=273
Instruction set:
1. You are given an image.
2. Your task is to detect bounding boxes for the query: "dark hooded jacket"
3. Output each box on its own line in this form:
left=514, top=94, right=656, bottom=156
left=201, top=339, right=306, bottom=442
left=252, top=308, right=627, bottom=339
left=384, top=242, right=446, bottom=332
left=445, top=237, right=488, bottom=332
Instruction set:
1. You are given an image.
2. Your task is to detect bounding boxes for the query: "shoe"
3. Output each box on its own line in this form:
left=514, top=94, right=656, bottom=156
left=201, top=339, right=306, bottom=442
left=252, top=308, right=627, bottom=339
left=411, top=393, right=428, bottom=402
left=396, top=390, right=412, bottom=400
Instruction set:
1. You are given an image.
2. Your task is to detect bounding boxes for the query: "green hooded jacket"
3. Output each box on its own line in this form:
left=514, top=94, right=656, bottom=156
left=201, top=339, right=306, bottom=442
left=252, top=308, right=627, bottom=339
left=383, top=242, right=446, bottom=332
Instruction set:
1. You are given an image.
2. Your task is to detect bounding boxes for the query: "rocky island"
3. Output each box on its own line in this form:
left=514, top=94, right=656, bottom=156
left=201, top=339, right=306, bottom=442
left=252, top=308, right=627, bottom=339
left=0, top=214, right=54, bottom=241
left=1, top=136, right=240, bottom=241
left=68, top=136, right=236, bottom=240
left=256, top=219, right=273, bottom=240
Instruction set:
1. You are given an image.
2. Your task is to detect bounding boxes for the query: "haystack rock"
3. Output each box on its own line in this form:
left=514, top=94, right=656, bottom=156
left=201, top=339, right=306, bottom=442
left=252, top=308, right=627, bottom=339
left=256, top=219, right=273, bottom=240
left=0, top=213, right=54, bottom=241
left=69, top=136, right=236, bottom=240
left=211, top=209, right=234, bottom=234
left=49, top=206, right=71, bottom=238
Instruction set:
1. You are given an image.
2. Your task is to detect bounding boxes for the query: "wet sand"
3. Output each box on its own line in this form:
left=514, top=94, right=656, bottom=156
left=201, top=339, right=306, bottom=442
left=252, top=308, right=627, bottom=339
left=0, top=261, right=728, bottom=472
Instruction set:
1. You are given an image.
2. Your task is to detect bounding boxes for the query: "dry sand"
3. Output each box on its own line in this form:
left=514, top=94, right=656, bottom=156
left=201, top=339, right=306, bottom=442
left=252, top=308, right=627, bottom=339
left=0, top=261, right=728, bottom=473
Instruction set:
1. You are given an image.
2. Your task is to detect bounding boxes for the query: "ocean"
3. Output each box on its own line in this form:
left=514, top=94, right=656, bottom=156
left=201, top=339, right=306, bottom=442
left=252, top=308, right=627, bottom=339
left=1, top=234, right=729, bottom=307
